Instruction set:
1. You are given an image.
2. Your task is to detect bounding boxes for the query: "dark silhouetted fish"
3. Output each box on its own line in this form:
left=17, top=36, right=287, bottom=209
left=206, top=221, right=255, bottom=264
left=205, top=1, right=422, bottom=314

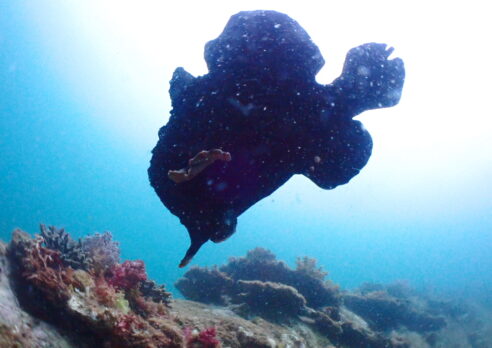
left=148, top=10, right=405, bottom=267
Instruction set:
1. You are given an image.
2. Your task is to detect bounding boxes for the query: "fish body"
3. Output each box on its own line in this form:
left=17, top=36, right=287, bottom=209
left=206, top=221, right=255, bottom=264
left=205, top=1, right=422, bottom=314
left=148, top=10, right=405, bottom=267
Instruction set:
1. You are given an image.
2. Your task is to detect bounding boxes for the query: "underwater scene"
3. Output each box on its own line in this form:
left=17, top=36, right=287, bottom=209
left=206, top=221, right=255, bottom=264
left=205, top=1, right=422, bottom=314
left=1, top=1, right=491, bottom=347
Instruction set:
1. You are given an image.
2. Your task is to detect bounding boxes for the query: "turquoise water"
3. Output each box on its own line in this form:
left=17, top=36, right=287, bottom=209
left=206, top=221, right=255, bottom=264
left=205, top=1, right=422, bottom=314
left=1, top=2, right=491, bottom=303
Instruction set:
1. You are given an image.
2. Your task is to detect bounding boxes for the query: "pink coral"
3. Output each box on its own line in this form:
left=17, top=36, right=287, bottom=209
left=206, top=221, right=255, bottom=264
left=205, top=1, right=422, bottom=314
left=198, top=328, right=220, bottom=347
left=108, top=260, right=147, bottom=291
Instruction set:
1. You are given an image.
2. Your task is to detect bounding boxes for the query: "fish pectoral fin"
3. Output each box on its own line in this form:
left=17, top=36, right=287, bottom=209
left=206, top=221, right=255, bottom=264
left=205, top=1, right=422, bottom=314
left=178, top=234, right=209, bottom=268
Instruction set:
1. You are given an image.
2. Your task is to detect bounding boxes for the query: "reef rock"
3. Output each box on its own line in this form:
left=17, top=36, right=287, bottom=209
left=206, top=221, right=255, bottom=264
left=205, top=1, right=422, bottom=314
left=176, top=248, right=405, bottom=347
left=2, top=227, right=492, bottom=348
left=0, top=239, right=77, bottom=348
left=344, top=290, right=446, bottom=333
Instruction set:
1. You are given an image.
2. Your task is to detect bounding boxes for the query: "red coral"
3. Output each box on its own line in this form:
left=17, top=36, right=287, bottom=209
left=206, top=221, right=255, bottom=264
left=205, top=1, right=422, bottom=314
left=108, top=260, right=147, bottom=291
left=198, top=328, right=220, bottom=347
left=21, top=236, right=72, bottom=301
left=185, top=327, right=221, bottom=348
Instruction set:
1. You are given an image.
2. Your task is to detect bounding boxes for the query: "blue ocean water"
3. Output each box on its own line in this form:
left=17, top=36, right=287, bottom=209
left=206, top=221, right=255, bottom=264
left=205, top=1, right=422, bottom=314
left=1, top=1, right=491, bottom=306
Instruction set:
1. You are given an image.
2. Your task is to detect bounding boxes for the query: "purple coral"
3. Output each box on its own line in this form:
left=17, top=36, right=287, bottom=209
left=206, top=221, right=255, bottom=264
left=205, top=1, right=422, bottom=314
left=82, top=231, right=120, bottom=271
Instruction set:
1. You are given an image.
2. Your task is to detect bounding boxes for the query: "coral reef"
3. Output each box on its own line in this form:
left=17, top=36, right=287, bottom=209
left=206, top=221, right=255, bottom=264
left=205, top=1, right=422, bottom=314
left=39, top=225, right=121, bottom=273
left=218, top=247, right=341, bottom=308
left=231, top=280, right=307, bottom=319
left=175, top=247, right=492, bottom=348
left=0, top=239, right=81, bottom=348
left=108, top=260, right=147, bottom=290
left=175, top=267, right=233, bottom=305
left=344, top=290, right=446, bottom=332
left=0, top=226, right=333, bottom=347
left=7, top=227, right=183, bottom=348
left=176, top=248, right=402, bottom=347
left=173, top=300, right=328, bottom=347
left=2, top=226, right=492, bottom=348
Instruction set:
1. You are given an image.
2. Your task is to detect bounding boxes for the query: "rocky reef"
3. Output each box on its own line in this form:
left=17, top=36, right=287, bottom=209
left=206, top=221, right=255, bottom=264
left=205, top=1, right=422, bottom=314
left=176, top=248, right=492, bottom=348
left=0, top=226, right=491, bottom=347
left=176, top=248, right=405, bottom=347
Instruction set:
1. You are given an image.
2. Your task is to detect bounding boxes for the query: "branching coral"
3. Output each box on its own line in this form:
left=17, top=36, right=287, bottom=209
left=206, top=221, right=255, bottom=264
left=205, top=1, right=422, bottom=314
left=139, top=279, right=172, bottom=306
left=39, top=225, right=122, bottom=276
left=39, top=224, right=89, bottom=270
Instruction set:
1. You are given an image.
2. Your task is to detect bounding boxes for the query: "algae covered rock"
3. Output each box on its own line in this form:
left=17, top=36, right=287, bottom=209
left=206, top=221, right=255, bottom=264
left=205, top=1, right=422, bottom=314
left=344, top=290, right=446, bottom=332
left=2, top=225, right=492, bottom=348
left=232, top=280, right=308, bottom=320
left=6, top=227, right=183, bottom=348
left=219, top=247, right=341, bottom=308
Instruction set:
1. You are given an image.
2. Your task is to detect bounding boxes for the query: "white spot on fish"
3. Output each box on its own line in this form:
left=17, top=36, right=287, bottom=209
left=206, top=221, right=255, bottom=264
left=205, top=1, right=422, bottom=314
left=228, top=98, right=255, bottom=116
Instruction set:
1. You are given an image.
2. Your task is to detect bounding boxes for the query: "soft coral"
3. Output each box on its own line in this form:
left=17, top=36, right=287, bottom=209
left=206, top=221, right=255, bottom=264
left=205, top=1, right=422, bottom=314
left=108, top=260, right=147, bottom=291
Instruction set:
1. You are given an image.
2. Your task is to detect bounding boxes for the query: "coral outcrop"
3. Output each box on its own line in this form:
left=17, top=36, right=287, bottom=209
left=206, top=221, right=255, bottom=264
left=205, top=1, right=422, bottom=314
left=176, top=248, right=403, bottom=347
left=231, top=280, right=307, bottom=319
left=39, top=224, right=90, bottom=270
left=176, top=247, right=492, bottom=348
left=344, top=290, right=446, bottom=332
left=0, top=226, right=332, bottom=347
left=2, top=226, right=492, bottom=348
left=8, top=227, right=182, bottom=348
left=219, top=247, right=341, bottom=308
